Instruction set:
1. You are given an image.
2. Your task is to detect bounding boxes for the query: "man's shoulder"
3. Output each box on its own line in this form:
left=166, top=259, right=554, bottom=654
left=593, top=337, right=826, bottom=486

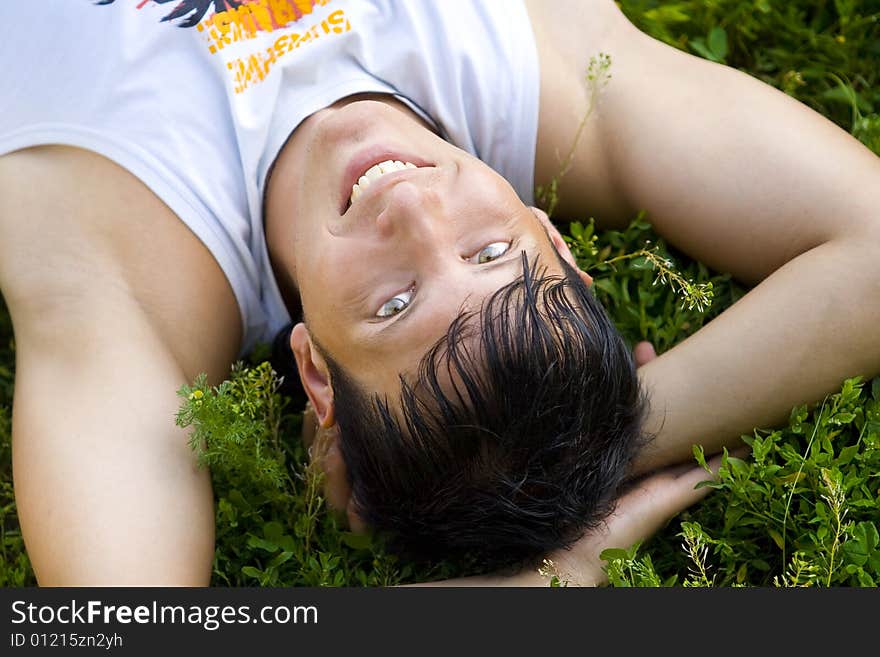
left=524, top=0, right=639, bottom=224
left=523, top=0, right=628, bottom=66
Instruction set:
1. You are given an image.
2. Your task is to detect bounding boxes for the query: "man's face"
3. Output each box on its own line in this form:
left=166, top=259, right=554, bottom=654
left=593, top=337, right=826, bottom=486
left=265, top=95, right=583, bottom=413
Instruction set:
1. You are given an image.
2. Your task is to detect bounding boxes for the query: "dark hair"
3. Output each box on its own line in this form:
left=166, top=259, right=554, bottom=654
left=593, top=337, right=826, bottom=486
left=269, top=318, right=309, bottom=412
left=319, top=251, right=651, bottom=572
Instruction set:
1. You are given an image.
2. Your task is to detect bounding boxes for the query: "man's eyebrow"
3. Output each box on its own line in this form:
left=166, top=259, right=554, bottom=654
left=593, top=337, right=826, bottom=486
left=374, top=253, right=525, bottom=339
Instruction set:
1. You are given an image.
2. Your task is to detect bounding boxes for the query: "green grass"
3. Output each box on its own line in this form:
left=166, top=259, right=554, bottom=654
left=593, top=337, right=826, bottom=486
left=1, top=0, right=878, bottom=587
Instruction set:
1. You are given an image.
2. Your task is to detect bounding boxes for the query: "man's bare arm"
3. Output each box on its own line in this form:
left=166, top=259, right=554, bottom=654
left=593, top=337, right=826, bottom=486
left=535, top=0, right=880, bottom=473
left=0, top=146, right=241, bottom=584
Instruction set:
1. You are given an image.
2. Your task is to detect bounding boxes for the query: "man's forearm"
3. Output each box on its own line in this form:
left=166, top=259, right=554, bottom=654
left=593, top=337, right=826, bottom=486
left=631, top=233, right=880, bottom=475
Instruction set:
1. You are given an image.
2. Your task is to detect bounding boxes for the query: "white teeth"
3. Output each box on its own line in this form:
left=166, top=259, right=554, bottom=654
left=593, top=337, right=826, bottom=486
left=348, top=160, right=421, bottom=207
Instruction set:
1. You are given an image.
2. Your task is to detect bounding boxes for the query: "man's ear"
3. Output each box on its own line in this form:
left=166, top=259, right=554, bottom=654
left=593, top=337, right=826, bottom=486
left=529, top=206, right=593, bottom=287
left=290, top=323, right=335, bottom=428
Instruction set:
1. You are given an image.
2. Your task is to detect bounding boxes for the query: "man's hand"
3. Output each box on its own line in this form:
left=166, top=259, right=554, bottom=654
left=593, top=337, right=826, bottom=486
left=302, top=403, right=367, bottom=533
left=413, top=450, right=736, bottom=586
left=632, top=340, right=657, bottom=368
left=541, top=451, right=732, bottom=586
left=537, top=337, right=729, bottom=586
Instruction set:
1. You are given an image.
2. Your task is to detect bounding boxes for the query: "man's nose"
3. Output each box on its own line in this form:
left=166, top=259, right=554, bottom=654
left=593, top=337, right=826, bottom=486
left=374, top=179, right=441, bottom=241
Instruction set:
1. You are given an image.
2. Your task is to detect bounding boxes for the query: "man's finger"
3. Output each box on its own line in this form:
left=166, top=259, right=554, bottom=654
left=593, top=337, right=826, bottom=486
left=346, top=499, right=369, bottom=534
left=633, top=341, right=657, bottom=368
left=308, top=426, right=353, bottom=516
left=319, top=436, right=352, bottom=514
left=301, top=401, right=318, bottom=451
left=614, top=450, right=731, bottom=522
left=645, top=450, right=736, bottom=517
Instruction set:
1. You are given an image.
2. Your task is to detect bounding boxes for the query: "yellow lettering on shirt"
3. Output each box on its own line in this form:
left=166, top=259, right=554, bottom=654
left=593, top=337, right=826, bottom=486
left=199, top=0, right=348, bottom=92
left=225, top=7, right=351, bottom=94
left=198, top=0, right=334, bottom=51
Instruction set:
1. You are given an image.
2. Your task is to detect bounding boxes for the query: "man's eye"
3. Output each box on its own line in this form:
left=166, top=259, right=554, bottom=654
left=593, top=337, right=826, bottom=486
left=376, top=287, right=414, bottom=318
left=474, top=241, right=511, bottom=264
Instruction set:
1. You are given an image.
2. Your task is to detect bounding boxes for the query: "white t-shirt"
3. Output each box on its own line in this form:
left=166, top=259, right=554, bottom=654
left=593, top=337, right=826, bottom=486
left=0, top=0, right=540, bottom=354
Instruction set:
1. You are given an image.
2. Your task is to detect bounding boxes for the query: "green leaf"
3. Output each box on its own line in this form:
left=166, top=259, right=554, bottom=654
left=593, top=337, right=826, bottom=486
left=690, top=38, right=716, bottom=62
left=643, top=5, right=691, bottom=24
left=829, top=412, right=855, bottom=425
left=227, top=489, right=251, bottom=511
left=820, top=86, right=873, bottom=113
left=268, top=551, right=294, bottom=568
left=263, top=521, right=284, bottom=542
left=856, top=570, right=876, bottom=587
left=241, top=566, right=263, bottom=580
left=277, top=535, right=297, bottom=553
left=837, top=444, right=859, bottom=465
left=599, top=548, right=630, bottom=562
left=768, top=528, right=785, bottom=550
left=340, top=531, right=374, bottom=551
left=844, top=522, right=879, bottom=568
left=247, top=535, right=279, bottom=553
left=662, top=574, right=679, bottom=587
left=708, top=27, right=728, bottom=62
left=592, top=278, right=618, bottom=295
left=789, top=404, right=809, bottom=427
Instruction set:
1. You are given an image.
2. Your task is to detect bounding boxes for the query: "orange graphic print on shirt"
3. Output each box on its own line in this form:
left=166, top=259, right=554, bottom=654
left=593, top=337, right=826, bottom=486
left=94, top=0, right=352, bottom=94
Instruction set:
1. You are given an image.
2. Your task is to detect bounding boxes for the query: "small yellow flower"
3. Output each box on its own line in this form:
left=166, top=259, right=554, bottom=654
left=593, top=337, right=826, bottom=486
left=835, top=34, right=846, bottom=44
left=189, top=389, right=204, bottom=400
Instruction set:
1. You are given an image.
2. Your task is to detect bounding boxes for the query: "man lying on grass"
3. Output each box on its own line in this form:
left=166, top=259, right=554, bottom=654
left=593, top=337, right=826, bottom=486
left=3, top=0, right=878, bottom=585
left=264, top=49, right=880, bottom=590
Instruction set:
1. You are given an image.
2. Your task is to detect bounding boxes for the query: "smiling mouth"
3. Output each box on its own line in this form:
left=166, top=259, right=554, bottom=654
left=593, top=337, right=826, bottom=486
left=346, top=160, right=432, bottom=209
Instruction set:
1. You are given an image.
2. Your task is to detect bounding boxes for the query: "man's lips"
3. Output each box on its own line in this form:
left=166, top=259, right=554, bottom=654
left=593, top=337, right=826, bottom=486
left=339, top=146, right=432, bottom=214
